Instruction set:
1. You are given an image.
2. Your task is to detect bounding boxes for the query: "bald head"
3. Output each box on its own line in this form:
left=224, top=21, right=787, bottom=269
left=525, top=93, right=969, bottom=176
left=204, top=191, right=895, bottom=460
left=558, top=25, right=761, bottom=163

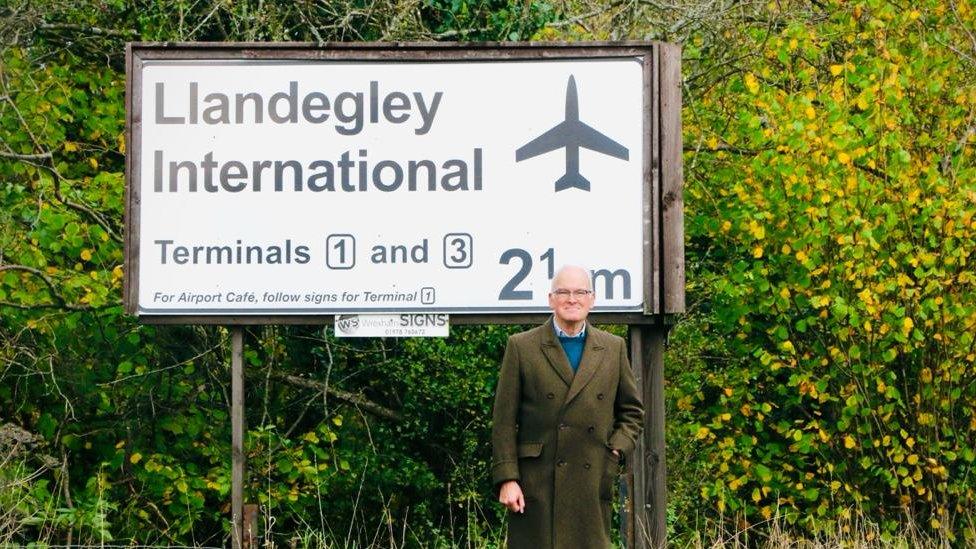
left=551, top=265, right=592, bottom=292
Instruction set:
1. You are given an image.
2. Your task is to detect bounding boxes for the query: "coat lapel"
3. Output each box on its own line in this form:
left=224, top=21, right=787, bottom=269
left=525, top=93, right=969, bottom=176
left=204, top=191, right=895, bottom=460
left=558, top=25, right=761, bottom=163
left=539, top=318, right=574, bottom=387
left=564, top=325, right=606, bottom=405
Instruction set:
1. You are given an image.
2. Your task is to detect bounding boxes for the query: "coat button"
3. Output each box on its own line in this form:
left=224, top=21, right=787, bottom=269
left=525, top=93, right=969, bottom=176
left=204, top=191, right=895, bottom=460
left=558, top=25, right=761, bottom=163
left=584, top=463, right=591, bottom=470
left=597, top=393, right=605, bottom=400
left=557, top=460, right=566, bottom=467
left=559, top=423, right=568, bottom=430
left=587, top=426, right=595, bottom=433
left=547, top=393, right=555, bottom=399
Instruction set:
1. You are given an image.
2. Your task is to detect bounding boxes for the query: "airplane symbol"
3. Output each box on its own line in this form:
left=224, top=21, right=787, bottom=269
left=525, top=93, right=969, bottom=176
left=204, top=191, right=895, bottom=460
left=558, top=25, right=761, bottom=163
left=516, top=75, right=630, bottom=192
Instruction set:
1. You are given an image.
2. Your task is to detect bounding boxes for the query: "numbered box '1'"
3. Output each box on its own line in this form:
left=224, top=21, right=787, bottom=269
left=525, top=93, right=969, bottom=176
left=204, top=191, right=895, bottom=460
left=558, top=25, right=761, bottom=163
left=443, top=233, right=473, bottom=269
left=326, top=234, right=355, bottom=270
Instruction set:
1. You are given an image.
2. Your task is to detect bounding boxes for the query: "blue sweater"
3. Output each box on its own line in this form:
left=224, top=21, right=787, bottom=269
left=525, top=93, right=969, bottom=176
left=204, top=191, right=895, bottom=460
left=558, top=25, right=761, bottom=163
left=558, top=334, right=586, bottom=372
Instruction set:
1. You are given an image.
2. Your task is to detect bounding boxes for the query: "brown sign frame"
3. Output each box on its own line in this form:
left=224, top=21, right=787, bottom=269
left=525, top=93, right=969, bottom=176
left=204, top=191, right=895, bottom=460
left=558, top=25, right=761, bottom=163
left=124, top=41, right=683, bottom=325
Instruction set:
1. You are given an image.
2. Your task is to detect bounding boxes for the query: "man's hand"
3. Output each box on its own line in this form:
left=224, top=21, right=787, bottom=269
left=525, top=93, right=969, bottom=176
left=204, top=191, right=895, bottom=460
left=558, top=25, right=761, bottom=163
left=498, top=480, right=525, bottom=513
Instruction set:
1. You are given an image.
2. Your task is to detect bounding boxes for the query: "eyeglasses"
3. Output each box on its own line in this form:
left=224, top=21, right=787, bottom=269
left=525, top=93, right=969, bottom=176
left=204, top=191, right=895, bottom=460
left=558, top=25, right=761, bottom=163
left=550, top=289, right=594, bottom=299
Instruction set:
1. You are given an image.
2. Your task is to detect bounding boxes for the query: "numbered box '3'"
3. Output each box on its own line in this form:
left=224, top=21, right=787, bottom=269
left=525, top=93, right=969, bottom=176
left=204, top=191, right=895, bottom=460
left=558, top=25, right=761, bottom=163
left=443, top=233, right=473, bottom=269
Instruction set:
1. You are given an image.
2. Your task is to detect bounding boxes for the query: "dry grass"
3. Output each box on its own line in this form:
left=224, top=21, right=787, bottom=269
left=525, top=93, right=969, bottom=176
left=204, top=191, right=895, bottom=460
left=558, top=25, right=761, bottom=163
left=665, top=511, right=970, bottom=549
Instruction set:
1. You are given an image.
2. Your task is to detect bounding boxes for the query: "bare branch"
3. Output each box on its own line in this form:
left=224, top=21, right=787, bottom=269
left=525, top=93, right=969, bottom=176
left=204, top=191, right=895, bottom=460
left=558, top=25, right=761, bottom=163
left=0, top=150, right=52, bottom=161
left=269, top=371, right=402, bottom=422
left=37, top=22, right=138, bottom=38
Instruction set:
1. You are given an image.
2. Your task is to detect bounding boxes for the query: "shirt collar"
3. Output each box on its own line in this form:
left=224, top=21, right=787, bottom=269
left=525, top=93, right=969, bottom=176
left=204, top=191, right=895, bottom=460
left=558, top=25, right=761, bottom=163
left=552, top=317, right=586, bottom=339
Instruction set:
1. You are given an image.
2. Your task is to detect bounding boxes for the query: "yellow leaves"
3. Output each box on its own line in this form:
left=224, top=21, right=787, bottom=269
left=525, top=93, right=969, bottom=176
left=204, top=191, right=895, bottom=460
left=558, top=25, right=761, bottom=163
left=907, top=454, right=919, bottom=465
left=64, top=141, right=79, bottom=152
left=902, top=316, right=915, bottom=336
left=858, top=288, right=875, bottom=305
left=695, top=426, right=711, bottom=440
left=844, top=435, right=857, bottom=449
left=838, top=151, right=852, bottom=165
left=129, top=452, right=142, bottom=464
left=805, top=105, right=816, bottom=120
left=876, top=380, right=887, bottom=394
left=779, top=287, right=791, bottom=300
left=829, top=64, right=844, bottom=76
left=781, top=340, right=796, bottom=354
left=723, top=387, right=733, bottom=397
left=721, top=220, right=732, bottom=233
left=80, top=249, right=92, bottom=261
left=89, top=158, right=99, bottom=170
left=744, top=72, right=760, bottom=94
left=752, top=246, right=764, bottom=258
left=748, top=220, right=765, bottom=240
left=811, top=295, right=830, bottom=308
left=112, top=265, right=124, bottom=281
left=799, top=379, right=817, bottom=398
left=302, top=431, right=319, bottom=443
left=830, top=480, right=841, bottom=491
left=795, top=250, right=809, bottom=263
left=921, top=368, right=933, bottom=383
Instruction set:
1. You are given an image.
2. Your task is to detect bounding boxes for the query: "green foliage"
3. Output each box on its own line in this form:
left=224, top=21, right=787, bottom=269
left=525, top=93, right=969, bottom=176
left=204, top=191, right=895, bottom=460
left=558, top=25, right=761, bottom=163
left=670, top=0, right=976, bottom=541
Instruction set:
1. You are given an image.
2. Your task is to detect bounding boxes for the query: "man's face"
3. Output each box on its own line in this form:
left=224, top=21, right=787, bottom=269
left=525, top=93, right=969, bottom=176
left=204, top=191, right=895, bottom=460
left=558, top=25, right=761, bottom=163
left=548, top=267, right=595, bottom=325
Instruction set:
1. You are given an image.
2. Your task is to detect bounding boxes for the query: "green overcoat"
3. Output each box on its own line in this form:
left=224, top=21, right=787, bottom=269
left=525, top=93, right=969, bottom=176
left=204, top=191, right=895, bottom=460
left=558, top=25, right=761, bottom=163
left=491, top=319, right=644, bottom=549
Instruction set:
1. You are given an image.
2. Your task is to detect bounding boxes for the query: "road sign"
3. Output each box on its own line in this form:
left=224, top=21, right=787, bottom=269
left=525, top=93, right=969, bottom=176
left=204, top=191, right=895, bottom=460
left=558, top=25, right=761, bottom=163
left=124, top=43, right=677, bottom=320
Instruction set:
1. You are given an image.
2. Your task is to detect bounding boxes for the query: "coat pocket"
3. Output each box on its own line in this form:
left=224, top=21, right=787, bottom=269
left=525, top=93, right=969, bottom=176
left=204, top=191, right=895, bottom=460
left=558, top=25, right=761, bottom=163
left=516, top=442, right=543, bottom=458
left=600, top=449, right=620, bottom=501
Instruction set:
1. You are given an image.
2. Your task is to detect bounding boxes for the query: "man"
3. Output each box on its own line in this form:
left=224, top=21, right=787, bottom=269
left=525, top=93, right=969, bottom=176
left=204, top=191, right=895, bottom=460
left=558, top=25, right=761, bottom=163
left=491, top=265, right=644, bottom=548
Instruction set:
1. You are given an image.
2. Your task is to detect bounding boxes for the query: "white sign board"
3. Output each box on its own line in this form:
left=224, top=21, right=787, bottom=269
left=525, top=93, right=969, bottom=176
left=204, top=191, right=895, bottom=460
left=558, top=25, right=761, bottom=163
left=334, top=314, right=450, bottom=338
left=127, top=47, right=650, bottom=317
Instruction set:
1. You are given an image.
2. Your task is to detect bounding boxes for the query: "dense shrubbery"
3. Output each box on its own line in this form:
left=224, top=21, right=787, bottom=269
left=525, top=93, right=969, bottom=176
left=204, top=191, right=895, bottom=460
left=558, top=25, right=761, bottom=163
left=675, top=1, right=976, bottom=541
left=2, top=0, right=975, bottom=546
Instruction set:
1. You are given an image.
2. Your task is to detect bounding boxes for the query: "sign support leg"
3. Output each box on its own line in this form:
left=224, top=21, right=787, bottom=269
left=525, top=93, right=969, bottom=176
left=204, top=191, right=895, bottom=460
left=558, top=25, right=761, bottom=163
left=624, top=326, right=642, bottom=548
left=646, top=326, right=667, bottom=548
left=231, top=327, right=245, bottom=549
left=629, top=325, right=667, bottom=548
